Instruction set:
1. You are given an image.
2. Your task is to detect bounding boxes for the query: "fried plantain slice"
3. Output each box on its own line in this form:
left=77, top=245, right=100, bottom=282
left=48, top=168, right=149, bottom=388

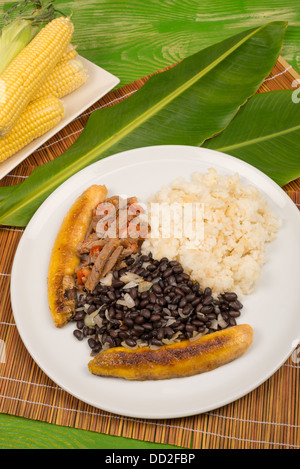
left=48, top=185, right=107, bottom=327
left=88, top=324, right=253, bottom=380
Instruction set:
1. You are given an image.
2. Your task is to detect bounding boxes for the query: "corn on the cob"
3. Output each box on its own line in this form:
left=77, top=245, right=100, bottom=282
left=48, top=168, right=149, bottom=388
left=35, top=57, right=88, bottom=100
left=0, top=95, right=64, bottom=163
left=0, top=17, right=73, bottom=137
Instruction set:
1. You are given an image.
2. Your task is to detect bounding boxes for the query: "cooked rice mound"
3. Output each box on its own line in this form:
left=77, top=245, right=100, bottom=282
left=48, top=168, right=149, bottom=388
left=142, top=168, right=281, bottom=297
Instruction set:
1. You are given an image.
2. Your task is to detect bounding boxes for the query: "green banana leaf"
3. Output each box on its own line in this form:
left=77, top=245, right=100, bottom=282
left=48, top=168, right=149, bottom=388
left=202, top=89, right=300, bottom=186
left=0, top=21, right=287, bottom=226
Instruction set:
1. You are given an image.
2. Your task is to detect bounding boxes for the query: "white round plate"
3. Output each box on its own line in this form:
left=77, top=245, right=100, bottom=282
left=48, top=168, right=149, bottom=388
left=11, top=145, right=300, bottom=419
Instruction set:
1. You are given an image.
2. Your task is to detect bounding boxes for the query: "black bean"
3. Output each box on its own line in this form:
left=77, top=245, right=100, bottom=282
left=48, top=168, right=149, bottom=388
left=92, top=344, right=101, bottom=354
left=140, top=291, right=150, bottom=299
left=153, top=304, right=162, bottom=313
left=179, top=298, right=187, bottom=308
left=196, top=314, right=208, bottom=323
left=172, top=265, right=183, bottom=274
left=133, top=325, right=144, bottom=335
left=176, top=274, right=184, bottom=283
left=204, top=287, right=212, bottom=296
left=109, top=329, right=119, bottom=338
left=150, top=314, right=161, bottom=322
left=74, top=310, right=84, bottom=321
left=181, top=273, right=190, bottom=281
left=165, top=327, right=174, bottom=337
left=174, top=287, right=184, bottom=297
left=152, top=284, right=162, bottom=294
left=191, top=320, right=205, bottom=327
left=149, top=293, right=157, bottom=304
left=119, top=331, right=129, bottom=340
left=125, top=338, right=137, bottom=347
left=191, top=298, right=201, bottom=307
left=139, top=299, right=149, bottom=308
left=186, top=293, right=196, bottom=302
left=143, top=322, right=153, bottom=331
left=203, top=295, right=213, bottom=305
left=107, top=291, right=116, bottom=301
left=162, top=268, right=172, bottom=278
left=73, top=330, right=83, bottom=341
left=76, top=320, right=84, bottom=330
left=112, top=280, right=125, bottom=289
left=229, top=300, right=243, bottom=311
left=200, top=305, right=214, bottom=314
left=163, top=285, right=173, bottom=294
left=168, top=275, right=177, bottom=286
left=228, top=317, right=237, bottom=326
left=87, top=305, right=97, bottom=314
left=88, top=338, right=96, bottom=349
left=129, top=288, right=138, bottom=300
left=151, top=338, right=164, bottom=347
left=207, top=313, right=217, bottom=320
left=174, top=323, right=185, bottom=331
left=182, top=305, right=193, bottom=315
left=179, top=284, right=191, bottom=294
left=172, top=295, right=182, bottom=305
left=223, top=292, right=238, bottom=302
left=229, top=310, right=241, bottom=318
left=186, top=324, right=196, bottom=333
left=123, top=318, right=134, bottom=328
left=135, top=315, right=145, bottom=325
left=141, top=309, right=151, bottom=319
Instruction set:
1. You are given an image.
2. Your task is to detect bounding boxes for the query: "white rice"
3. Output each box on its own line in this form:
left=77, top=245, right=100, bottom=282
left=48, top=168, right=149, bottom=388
left=142, top=168, right=281, bottom=297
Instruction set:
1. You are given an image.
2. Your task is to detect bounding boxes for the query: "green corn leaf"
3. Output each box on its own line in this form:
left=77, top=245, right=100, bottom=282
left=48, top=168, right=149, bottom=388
left=0, top=21, right=287, bottom=226
left=0, top=19, right=38, bottom=75
left=202, top=89, right=300, bottom=186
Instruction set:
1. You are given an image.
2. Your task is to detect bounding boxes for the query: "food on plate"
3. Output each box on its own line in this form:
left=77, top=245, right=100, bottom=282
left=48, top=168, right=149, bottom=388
left=142, top=168, right=281, bottom=297
left=49, top=170, right=273, bottom=380
left=75, top=195, right=147, bottom=293
left=0, top=95, right=64, bottom=162
left=35, top=56, right=88, bottom=100
left=72, top=252, right=244, bottom=356
left=0, top=11, right=88, bottom=164
left=48, top=185, right=107, bottom=328
left=88, top=324, right=253, bottom=380
left=0, top=17, right=74, bottom=137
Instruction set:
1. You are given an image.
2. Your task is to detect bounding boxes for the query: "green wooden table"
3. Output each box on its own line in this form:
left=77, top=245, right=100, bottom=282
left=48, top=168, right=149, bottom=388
left=0, top=0, right=299, bottom=450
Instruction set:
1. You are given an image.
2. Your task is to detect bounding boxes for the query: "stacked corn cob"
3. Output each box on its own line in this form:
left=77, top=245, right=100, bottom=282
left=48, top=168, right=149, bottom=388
left=0, top=17, right=88, bottom=163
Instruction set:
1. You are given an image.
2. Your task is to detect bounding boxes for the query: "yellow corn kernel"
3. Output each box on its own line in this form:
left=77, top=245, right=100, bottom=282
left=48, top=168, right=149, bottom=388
left=35, top=57, right=88, bottom=100
left=0, top=95, right=64, bottom=162
left=0, top=17, right=73, bottom=137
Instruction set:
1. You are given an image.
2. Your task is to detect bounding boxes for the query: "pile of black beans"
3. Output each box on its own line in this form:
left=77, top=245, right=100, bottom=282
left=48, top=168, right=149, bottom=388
left=72, top=253, right=243, bottom=355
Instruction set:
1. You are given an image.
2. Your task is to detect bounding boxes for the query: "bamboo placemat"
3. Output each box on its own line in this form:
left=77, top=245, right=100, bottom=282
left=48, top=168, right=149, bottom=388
left=0, top=57, right=300, bottom=449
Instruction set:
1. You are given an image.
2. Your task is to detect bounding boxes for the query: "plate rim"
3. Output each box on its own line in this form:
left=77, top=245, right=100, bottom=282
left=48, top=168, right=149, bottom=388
left=10, top=145, right=300, bottom=419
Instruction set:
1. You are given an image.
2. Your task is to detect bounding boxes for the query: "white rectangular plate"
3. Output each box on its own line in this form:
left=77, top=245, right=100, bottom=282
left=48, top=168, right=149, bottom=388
left=0, top=56, right=120, bottom=180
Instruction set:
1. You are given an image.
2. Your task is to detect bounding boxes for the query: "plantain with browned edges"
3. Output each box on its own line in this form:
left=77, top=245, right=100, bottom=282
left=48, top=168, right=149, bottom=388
left=48, top=184, right=107, bottom=327
left=88, top=324, right=253, bottom=380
